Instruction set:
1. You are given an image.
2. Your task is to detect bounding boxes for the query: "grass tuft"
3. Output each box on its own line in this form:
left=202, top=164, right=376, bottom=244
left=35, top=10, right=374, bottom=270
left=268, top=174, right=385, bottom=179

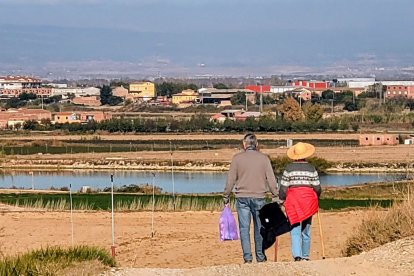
left=342, top=197, right=414, bottom=256
left=0, top=245, right=116, bottom=276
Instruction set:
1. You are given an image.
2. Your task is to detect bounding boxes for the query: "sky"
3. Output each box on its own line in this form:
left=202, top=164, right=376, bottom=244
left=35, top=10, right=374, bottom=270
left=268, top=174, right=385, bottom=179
left=0, top=0, right=413, bottom=77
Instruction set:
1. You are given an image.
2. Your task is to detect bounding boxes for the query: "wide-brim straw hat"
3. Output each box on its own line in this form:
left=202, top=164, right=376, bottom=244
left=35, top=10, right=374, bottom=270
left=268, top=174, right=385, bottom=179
left=287, top=142, right=315, bottom=160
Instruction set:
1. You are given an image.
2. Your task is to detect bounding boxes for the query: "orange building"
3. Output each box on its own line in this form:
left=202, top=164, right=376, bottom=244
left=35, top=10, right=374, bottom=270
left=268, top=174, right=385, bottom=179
left=52, top=111, right=112, bottom=124
left=72, top=96, right=101, bottom=106
left=359, top=134, right=399, bottom=146
left=385, top=85, right=414, bottom=99
left=0, top=108, right=51, bottom=129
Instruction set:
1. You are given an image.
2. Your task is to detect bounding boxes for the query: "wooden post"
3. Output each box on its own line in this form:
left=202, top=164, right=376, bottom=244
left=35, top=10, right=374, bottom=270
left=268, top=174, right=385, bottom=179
left=274, top=237, right=279, bottom=262
left=317, top=211, right=326, bottom=259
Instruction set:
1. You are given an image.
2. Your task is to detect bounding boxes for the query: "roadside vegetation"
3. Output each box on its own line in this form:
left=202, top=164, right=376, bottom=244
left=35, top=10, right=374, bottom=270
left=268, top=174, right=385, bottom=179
left=0, top=246, right=115, bottom=276
left=343, top=196, right=414, bottom=256
left=0, top=188, right=397, bottom=212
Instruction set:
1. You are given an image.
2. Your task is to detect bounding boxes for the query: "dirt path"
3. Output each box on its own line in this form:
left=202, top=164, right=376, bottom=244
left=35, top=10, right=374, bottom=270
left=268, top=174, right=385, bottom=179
left=105, top=237, right=414, bottom=276
left=2, top=207, right=413, bottom=275
left=106, top=238, right=414, bottom=276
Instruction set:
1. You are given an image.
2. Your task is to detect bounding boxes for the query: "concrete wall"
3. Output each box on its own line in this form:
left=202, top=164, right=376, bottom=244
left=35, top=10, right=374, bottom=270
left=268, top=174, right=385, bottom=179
left=359, top=134, right=399, bottom=146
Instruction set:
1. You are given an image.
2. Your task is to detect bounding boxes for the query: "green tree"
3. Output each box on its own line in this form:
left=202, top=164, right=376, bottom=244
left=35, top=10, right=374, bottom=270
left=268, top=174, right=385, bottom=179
left=100, top=85, right=112, bottom=105
left=213, top=83, right=229, bottom=89
left=230, top=91, right=247, bottom=105
left=155, top=82, right=198, bottom=97
left=100, top=85, right=123, bottom=106
left=255, top=93, right=276, bottom=105
left=5, top=97, right=25, bottom=109
left=19, top=92, right=37, bottom=101
left=344, top=102, right=358, bottom=111
left=302, top=102, right=324, bottom=122
left=23, top=120, right=39, bottom=130
left=321, top=90, right=334, bottom=100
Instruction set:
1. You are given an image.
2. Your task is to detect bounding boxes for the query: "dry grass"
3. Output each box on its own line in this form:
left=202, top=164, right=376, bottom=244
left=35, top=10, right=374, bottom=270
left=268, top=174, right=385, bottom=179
left=0, top=246, right=116, bottom=276
left=343, top=196, right=414, bottom=256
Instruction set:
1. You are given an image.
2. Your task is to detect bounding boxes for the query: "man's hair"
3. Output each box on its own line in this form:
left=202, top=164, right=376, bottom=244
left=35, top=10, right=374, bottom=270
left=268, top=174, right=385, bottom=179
left=243, top=133, right=258, bottom=149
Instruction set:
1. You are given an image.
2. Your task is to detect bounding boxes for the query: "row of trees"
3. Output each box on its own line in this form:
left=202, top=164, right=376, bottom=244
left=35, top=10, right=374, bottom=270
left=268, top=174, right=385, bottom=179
left=21, top=115, right=357, bottom=133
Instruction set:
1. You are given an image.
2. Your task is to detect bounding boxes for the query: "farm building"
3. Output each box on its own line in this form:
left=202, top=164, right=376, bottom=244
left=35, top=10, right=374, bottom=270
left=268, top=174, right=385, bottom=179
left=359, top=134, right=399, bottom=146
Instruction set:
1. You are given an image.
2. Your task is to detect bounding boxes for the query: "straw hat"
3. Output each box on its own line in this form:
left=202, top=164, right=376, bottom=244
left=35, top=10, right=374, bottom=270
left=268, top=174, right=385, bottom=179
left=287, top=142, right=315, bottom=160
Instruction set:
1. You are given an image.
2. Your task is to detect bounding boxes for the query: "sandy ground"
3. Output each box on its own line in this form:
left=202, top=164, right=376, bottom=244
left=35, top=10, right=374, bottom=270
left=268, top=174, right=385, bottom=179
left=1, top=207, right=363, bottom=268
left=110, top=237, right=414, bottom=276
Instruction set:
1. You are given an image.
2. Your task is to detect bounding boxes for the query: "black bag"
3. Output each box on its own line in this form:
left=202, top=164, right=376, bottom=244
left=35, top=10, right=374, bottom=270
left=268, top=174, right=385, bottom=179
left=259, top=202, right=291, bottom=251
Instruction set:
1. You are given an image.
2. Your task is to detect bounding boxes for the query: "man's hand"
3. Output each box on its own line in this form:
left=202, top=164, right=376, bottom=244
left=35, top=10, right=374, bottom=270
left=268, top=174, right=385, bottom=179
left=223, top=195, right=230, bottom=206
left=272, top=196, right=284, bottom=205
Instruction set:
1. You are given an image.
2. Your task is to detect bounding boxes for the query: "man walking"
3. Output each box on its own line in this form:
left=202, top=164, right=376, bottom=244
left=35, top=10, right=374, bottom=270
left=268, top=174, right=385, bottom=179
left=223, top=133, right=279, bottom=263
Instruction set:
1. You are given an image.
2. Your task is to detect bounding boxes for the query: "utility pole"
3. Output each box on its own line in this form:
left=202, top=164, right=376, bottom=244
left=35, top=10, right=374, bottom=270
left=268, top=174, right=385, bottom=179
left=260, top=85, right=263, bottom=113
left=379, top=83, right=383, bottom=106
left=245, top=92, right=248, bottom=111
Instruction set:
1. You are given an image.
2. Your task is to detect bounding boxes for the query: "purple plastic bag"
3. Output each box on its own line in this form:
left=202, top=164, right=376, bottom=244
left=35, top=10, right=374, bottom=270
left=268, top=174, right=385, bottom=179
left=219, top=206, right=239, bottom=241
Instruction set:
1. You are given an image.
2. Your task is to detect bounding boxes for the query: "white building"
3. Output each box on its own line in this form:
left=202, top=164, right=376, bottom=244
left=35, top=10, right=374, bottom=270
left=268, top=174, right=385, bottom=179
left=270, top=86, right=295, bottom=94
left=0, top=75, right=42, bottom=90
left=348, top=80, right=414, bottom=89
left=51, top=87, right=100, bottom=97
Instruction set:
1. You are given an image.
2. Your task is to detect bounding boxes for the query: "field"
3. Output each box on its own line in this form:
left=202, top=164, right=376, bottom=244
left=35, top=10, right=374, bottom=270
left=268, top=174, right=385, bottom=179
left=1, top=133, right=413, bottom=274
left=0, top=206, right=364, bottom=268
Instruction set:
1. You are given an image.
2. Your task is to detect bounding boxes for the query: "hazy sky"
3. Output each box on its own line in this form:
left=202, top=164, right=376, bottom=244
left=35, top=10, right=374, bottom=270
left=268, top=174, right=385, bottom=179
left=0, top=0, right=413, bottom=76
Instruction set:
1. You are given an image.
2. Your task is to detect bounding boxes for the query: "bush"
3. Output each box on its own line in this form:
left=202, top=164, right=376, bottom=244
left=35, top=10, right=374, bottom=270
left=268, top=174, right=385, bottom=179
left=0, top=246, right=116, bottom=275
left=342, top=198, right=414, bottom=256
left=270, top=156, right=332, bottom=174
left=307, top=157, right=332, bottom=174
left=103, top=184, right=163, bottom=194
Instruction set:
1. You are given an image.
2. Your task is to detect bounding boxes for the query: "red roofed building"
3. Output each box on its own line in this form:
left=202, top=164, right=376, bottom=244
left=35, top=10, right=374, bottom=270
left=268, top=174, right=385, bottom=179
left=291, top=80, right=330, bottom=89
left=0, top=75, right=51, bottom=97
left=245, top=85, right=271, bottom=93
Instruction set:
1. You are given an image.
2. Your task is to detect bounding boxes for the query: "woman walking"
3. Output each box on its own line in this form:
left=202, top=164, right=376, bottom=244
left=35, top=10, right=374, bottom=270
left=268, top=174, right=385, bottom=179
left=279, top=142, right=321, bottom=261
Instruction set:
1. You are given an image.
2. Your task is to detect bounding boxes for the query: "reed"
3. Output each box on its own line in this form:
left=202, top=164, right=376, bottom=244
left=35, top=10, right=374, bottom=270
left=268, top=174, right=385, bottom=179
left=0, top=192, right=396, bottom=212
left=0, top=245, right=116, bottom=275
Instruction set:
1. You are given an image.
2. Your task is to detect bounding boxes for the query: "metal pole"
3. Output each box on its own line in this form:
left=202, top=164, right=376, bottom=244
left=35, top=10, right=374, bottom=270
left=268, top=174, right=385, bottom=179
left=110, top=174, right=116, bottom=258
left=31, top=171, right=34, bottom=190
left=260, top=85, right=263, bottom=113
left=69, top=183, right=74, bottom=246
left=171, top=152, right=176, bottom=211
left=151, top=173, right=156, bottom=238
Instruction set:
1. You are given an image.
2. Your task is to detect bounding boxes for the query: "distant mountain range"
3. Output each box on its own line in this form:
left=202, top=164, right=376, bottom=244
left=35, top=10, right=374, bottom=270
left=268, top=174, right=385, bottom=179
left=1, top=24, right=413, bottom=79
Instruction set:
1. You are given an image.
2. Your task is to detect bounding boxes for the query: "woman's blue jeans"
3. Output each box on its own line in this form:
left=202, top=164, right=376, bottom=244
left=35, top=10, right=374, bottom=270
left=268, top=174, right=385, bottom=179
left=290, top=216, right=312, bottom=260
left=235, top=197, right=266, bottom=262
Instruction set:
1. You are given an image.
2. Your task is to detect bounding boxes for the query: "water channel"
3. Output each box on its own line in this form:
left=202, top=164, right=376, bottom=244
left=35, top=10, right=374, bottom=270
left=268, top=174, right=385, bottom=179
left=0, top=171, right=404, bottom=194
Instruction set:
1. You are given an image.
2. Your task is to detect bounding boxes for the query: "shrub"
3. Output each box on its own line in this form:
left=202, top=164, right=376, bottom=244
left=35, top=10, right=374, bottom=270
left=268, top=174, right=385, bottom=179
left=307, top=157, right=333, bottom=174
left=270, top=156, right=332, bottom=174
left=0, top=246, right=116, bottom=275
left=342, top=198, right=414, bottom=256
